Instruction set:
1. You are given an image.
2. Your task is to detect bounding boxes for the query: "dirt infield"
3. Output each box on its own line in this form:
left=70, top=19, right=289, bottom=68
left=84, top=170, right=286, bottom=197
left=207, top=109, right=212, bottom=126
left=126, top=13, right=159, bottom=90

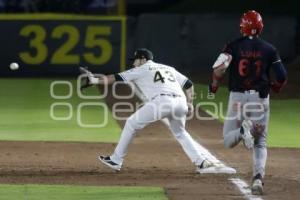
left=0, top=86, right=299, bottom=199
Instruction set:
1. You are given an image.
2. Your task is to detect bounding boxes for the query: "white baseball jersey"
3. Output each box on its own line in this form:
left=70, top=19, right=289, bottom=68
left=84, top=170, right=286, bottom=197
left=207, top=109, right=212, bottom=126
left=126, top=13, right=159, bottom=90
left=111, top=61, right=207, bottom=168
left=118, top=60, right=188, bottom=100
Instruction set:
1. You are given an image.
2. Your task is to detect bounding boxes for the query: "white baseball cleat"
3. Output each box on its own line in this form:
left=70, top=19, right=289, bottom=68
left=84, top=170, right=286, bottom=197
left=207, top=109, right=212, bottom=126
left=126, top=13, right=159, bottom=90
left=251, top=178, right=263, bottom=195
left=98, top=155, right=121, bottom=171
left=241, top=119, right=254, bottom=150
left=196, top=160, right=236, bottom=174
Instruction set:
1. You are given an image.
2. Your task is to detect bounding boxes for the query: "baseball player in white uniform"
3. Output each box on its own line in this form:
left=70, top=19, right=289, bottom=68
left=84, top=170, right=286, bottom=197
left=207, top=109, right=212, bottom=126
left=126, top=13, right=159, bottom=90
left=81, top=48, right=218, bottom=173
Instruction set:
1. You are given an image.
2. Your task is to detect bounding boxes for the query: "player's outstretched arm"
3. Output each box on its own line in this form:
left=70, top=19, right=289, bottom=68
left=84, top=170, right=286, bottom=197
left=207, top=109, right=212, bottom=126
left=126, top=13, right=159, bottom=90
left=79, top=67, right=116, bottom=85
left=94, top=75, right=116, bottom=85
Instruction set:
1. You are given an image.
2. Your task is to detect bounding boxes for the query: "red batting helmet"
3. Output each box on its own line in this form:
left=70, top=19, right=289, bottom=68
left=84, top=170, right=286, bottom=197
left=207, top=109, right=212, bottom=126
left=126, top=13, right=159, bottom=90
left=240, top=10, right=264, bottom=36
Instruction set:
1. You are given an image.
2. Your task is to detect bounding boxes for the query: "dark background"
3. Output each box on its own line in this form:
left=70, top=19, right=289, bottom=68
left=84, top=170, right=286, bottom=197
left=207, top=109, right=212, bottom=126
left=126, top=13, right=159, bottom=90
left=1, top=0, right=298, bottom=16
left=0, top=0, right=299, bottom=76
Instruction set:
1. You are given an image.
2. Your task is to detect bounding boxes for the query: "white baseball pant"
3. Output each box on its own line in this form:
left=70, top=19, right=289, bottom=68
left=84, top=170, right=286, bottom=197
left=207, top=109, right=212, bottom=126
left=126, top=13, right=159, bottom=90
left=110, top=95, right=206, bottom=167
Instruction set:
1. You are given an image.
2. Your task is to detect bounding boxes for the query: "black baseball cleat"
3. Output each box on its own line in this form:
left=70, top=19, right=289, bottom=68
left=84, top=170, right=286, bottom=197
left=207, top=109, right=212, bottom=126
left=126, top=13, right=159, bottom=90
left=251, top=173, right=264, bottom=195
left=98, top=155, right=121, bottom=171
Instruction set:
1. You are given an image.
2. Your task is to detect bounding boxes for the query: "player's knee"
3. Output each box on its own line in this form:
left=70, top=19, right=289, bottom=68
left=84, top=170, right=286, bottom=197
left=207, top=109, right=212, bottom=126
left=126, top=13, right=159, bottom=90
left=125, top=116, right=144, bottom=131
left=172, top=131, right=183, bottom=139
left=170, top=127, right=185, bottom=139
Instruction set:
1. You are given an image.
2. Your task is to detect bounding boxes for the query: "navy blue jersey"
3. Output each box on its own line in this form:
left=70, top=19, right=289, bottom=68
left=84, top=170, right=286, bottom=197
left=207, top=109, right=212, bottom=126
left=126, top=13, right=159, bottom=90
left=223, top=36, right=286, bottom=96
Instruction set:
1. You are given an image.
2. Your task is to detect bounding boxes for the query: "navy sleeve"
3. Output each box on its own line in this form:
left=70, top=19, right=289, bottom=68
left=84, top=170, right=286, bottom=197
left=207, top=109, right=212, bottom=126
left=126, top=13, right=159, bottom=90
left=270, top=49, right=281, bottom=63
left=270, top=49, right=287, bottom=82
left=183, top=79, right=193, bottom=89
left=272, top=62, right=287, bottom=82
left=114, top=74, right=125, bottom=81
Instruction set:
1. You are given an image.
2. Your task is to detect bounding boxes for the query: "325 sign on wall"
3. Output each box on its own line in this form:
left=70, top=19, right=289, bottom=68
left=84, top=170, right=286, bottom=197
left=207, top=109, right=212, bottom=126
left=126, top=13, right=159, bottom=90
left=19, top=25, right=112, bottom=65
left=0, top=15, right=126, bottom=76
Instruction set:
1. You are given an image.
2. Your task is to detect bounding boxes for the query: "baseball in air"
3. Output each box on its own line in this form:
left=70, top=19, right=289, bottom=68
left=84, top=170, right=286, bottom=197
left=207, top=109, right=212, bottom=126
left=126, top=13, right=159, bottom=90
left=10, top=62, right=19, bottom=70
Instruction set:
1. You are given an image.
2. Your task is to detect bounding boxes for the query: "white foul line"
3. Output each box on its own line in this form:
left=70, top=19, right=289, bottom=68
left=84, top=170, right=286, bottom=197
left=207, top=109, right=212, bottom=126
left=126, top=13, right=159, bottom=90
left=230, top=178, right=263, bottom=200
left=193, top=135, right=264, bottom=200
left=167, top=120, right=265, bottom=199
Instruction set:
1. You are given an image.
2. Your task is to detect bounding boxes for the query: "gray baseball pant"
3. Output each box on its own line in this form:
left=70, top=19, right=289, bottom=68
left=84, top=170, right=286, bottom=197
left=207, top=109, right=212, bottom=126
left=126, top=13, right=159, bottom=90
left=223, top=91, right=269, bottom=177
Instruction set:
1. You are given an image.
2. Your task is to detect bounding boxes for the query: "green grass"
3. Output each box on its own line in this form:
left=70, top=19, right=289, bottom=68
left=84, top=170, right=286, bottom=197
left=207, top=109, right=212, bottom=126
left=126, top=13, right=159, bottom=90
left=0, top=184, right=168, bottom=200
left=194, top=84, right=300, bottom=148
left=267, top=100, right=300, bottom=147
left=194, top=84, right=229, bottom=122
left=0, top=78, right=121, bottom=142
left=2, top=79, right=297, bottom=147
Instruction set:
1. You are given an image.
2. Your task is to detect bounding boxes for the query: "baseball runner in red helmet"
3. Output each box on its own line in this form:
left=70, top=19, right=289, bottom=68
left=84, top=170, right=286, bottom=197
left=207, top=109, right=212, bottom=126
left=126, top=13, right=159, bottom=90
left=209, top=10, right=287, bottom=195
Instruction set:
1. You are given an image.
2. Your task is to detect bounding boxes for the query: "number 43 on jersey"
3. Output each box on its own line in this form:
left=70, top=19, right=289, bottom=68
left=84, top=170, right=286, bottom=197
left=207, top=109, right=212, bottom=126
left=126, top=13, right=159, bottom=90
left=154, top=70, right=176, bottom=83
